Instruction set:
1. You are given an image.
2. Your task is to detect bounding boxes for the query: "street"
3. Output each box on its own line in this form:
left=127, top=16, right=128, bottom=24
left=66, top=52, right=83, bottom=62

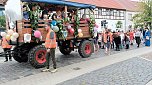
left=0, top=42, right=152, bottom=85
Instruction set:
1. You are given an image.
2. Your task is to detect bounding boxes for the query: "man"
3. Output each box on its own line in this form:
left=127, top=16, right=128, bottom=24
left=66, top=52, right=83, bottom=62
left=42, top=23, right=57, bottom=73
left=103, top=29, right=113, bottom=54
left=135, top=29, right=142, bottom=47
left=0, top=35, right=12, bottom=62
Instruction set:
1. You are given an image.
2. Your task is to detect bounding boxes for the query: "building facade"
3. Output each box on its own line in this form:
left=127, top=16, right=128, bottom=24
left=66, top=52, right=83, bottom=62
left=69, top=0, right=139, bottom=32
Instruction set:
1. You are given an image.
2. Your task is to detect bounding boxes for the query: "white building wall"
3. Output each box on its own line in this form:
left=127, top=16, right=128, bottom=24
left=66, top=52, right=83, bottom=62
left=95, top=19, right=125, bottom=32
left=125, top=11, right=138, bottom=30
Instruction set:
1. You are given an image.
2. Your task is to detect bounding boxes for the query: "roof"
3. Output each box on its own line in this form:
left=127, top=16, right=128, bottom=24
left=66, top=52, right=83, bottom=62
left=114, top=0, right=138, bottom=11
left=67, top=0, right=126, bottom=10
left=21, top=0, right=95, bottom=9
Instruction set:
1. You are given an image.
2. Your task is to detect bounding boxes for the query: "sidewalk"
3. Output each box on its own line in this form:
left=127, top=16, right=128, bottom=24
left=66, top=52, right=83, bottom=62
left=1, top=46, right=152, bottom=85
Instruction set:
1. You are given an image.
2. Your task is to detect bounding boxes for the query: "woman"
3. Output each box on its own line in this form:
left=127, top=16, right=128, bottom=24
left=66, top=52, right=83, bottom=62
left=135, top=29, right=142, bottom=47
left=124, top=33, right=130, bottom=49
left=103, top=29, right=112, bottom=54
left=144, top=28, right=151, bottom=46
left=129, top=30, right=134, bottom=45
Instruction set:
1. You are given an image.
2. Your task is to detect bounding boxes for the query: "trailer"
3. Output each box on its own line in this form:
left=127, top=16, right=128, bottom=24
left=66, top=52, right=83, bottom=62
left=2, top=0, right=96, bottom=68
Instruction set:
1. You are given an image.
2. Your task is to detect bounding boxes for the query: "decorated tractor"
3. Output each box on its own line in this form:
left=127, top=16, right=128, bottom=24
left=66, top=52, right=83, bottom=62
left=1, top=0, right=96, bottom=68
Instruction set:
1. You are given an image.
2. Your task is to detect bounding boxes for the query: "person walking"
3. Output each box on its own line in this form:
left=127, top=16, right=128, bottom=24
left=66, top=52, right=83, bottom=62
left=144, top=28, right=151, bottom=46
left=93, top=30, right=99, bottom=52
left=113, top=32, right=121, bottom=51
left=135, top=29, right=142, bottom=47
left=0, top=36, right=12, bottom=62
left=120, top=31, right=124, bottom=49
left=98, top=31, right=102, bottom=49
left=103, top=29, right=112, bottom=54
left=129, top=30, right=134, bottom=45
left=124, top=33, right=130, bottom=49
left=42, top=23, right=57, bottom=73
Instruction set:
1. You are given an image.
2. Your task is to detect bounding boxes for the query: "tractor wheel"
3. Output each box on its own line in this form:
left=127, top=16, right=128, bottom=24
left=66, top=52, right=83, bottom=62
left=12, top=46, right=29, bottom=63
left=28, top=45, right=47, bottom=68
left=59, top=46, right=72, bottom=55
left=12, top=47, right=23, bottom=63
left=78, top=40, right=94, bottom=58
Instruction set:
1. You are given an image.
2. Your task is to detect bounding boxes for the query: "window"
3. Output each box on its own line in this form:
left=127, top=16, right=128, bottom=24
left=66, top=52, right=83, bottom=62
left=95, top=8, right=124, bottom=20
left=128, top=14, right=132, bottom=20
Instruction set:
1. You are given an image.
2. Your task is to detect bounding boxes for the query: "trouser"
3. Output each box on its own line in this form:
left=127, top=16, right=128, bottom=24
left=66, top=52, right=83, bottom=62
left=111, top=41, right=115, bottom=49
left=3, top=48, right=12, bottom=61
left=98, top=42, right=101, bottom=48
left=115, top=44, right=120, bottom=50
left=46, top=48, right=56, bottom=69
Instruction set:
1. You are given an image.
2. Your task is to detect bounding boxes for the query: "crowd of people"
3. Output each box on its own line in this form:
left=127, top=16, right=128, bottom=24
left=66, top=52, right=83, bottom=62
left=94, top=27, right=151, bottom=54
left=22, top=4, right=79, bottom=22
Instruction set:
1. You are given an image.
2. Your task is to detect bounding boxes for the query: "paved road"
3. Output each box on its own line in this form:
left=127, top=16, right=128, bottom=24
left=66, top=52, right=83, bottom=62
left=57, top=57, right=152, bottom=85
left=0, top=42, right=148, bottom=84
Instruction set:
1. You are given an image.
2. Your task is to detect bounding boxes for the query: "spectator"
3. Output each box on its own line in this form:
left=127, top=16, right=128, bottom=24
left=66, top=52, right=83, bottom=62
left=120, top=31, right=124, bottom=48
left=23, top=5, right=29, bottom=20
left=0, top=35, right=12, bottom=62
left=124, top=33, right=130, bottom=49
left=144, top=28, right=151, bottom=46
left=113, top=32, right=121, bottom=51
left=103, top=29, right=112, bottom=54
left=135, top=29, right=142, bottom=47
left=129, top=30, right=134, bottom=45
left=98, top=31, right=102, bottom=49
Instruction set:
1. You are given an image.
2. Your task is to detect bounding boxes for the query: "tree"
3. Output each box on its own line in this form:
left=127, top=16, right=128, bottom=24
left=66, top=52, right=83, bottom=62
left=0, top=15, right=6, bottom=28
left=133, top=0, right=152, bottom=29
left=116, top=21, right=122, bottom=28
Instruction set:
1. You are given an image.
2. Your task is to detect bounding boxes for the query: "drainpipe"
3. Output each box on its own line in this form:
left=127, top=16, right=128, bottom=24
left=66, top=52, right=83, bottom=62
left=124, top=9, right=127, bottom=32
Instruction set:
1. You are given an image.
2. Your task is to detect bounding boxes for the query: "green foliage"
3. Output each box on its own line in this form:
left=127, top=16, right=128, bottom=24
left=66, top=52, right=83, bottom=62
left=133, top=0, right=152, bottom=29
left=0, top=16, right=6, bottom=28
left=74, top=11, right=79, bottom=37
left=28, top=3, right=40, bottom=30
left=89, top=10, right=95, bottom=37
left=56, top=20, right=66, bottom=40
left=116, top=21, right=122, bottom=28
left=88, top=16, right=95, bottom=37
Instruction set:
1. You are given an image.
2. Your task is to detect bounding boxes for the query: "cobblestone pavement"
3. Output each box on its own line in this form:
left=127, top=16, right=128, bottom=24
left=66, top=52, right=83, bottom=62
left=57, top=57, right=152, bottom=85
left=0, top=42, right=148, bottom=84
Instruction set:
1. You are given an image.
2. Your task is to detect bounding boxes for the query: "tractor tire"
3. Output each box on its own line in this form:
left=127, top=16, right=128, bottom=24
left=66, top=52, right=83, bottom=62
left=78, top=40, right=94, bottom=58
left=12, top=47, right=29, bottom=63
left=12, top=47, right=23, bottom=63
left=59, top=46, right=72, bottom=55
left=28, top=45, right=47, bottom=68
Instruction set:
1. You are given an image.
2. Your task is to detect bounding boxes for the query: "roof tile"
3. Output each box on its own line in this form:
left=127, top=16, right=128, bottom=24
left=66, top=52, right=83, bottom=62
left=68, top=0, right=125, bottom=10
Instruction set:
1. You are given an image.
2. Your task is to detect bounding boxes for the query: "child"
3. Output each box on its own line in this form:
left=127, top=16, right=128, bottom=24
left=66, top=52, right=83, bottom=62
left=98, top=32, right=102, bottom=49
left=23, top=5, right=29, bottom=20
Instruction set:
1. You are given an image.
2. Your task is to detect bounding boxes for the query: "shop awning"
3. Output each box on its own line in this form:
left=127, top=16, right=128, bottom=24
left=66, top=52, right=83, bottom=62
left=21, top=0, right=95, bottom=9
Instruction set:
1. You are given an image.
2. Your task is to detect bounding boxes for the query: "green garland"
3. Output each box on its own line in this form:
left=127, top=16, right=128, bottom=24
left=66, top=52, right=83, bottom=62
left=74, top=11, right=79, bottom=38
left=28, top=3, right=40, bottom=30
left=28, top=3, right=41, bottom=43
left=88, top=15, right=95, bottom=37
left=29, top=11, right=39, bottom=30
left=56, top=20, right=67, bottom=41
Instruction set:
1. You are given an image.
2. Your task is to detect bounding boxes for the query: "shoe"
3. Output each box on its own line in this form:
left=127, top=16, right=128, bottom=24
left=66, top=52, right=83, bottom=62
left=41, top=69, right=50, bottom=72
left=9, top=59, right=12, bottom=61
left=117, top=49, right=120, bottom=51
left=4, top=60, right=8, bottom=62
left=51, top=69, right=57, bottom=73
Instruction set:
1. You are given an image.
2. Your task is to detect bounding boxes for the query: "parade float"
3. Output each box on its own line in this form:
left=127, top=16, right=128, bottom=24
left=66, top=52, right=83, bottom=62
left=1, top=0, right=96, bottom=68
